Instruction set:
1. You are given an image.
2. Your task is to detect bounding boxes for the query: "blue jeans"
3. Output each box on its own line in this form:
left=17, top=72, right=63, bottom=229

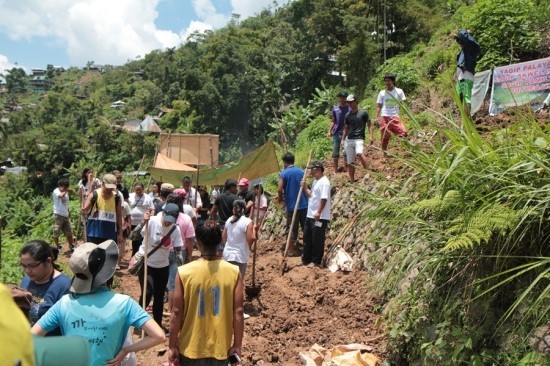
left=285, top=208, right=307, bottom=241
left=168, top=250, right=188, bottom=292
left=332, top=132, right=343, bottom=159
left=302, top=218, right=329, bottom=265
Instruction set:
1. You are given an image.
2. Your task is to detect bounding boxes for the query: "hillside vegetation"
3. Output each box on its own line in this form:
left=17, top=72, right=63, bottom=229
left=1, top=0, right=549, bottom=364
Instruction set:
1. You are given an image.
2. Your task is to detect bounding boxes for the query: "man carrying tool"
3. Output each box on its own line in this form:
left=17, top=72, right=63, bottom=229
left=301, top=161, right=331, bottom=267
left=181, top=176, right=202, bottom=214
left=277, top=152, right=308, bottom=256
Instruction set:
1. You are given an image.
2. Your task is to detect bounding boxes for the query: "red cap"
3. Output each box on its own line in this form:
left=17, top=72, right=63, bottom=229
left=238, top=178, right=249, bottom=186
left=173, top=188, right=186, bottom=198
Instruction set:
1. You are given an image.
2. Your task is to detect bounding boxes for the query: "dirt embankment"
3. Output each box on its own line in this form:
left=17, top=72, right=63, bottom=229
left=57, top=154, right=391, bottom=365
left=109, top=215, right=388, bottom=365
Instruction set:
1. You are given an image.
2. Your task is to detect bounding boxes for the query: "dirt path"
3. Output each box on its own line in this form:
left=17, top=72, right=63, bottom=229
left=96, top=230, right=387, bottom=365
left=59, top=155, right=390, bottom=365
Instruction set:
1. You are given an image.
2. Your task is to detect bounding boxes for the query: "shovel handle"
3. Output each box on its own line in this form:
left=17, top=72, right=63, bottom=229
left=282, top=151, right=313, bottom=260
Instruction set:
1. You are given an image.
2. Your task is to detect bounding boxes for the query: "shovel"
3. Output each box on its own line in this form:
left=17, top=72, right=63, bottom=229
left=245, top=185, right=266, bottom=298
left=280, top=151, right=313, bottom=275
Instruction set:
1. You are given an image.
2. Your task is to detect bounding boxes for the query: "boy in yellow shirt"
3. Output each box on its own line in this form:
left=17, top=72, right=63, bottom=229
left=168, top=222, right=244, bottom=365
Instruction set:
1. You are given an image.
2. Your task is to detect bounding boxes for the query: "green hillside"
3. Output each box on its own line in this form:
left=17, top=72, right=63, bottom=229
left=0, top=0, right=549, bottom=364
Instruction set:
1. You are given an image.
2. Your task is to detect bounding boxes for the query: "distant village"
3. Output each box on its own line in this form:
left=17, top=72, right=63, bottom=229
left=0, top=64, right=113, bottom=95
left=0, top=64, right=169, bottom=176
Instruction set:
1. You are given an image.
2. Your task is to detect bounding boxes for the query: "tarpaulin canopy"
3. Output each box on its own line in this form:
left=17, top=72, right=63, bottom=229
left=149, top=153, right=197, bottom=183
left=159, top=133, right=219, bottom=166
left=150, top=141, right=280, bottom=187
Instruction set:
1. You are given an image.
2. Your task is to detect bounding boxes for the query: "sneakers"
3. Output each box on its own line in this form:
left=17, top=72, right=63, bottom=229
left=243, top=313, right=250, bottom=319
left=306, top=263, right=321, bottom=268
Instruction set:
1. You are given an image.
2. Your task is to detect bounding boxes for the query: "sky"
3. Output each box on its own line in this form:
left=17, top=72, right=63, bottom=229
left=0, top=0, right=291, bottom=75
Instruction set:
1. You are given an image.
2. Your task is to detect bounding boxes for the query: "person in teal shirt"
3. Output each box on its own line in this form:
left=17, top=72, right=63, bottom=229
left=32, top=240, right=165, bottom=366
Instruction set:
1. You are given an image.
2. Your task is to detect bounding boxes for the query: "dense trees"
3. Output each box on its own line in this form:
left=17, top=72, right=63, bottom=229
left=0, top=0, right=547, bottom=192
left=3, top=67, right=28, bottom=102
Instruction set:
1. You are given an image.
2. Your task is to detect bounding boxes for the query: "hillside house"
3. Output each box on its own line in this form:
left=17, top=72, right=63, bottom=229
left=29, top=69, right=52, bottom=93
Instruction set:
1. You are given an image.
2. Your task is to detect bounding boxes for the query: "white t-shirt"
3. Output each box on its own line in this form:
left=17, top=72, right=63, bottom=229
left=183, top=187, right=202, bottom=209
left=377, top=88, right=406, bottom=117
left=123, top=201, right=131, bottom=218
left=128, top=193, right=154, bottom=226
left=77, top=178, right=101, bottom=199
left=139, top=215, right=183, bottom=268
left=252, top=194, right=268, bottom=221
left=307, top=175, right=331, bottom=221
left=456, top=67, right=474, bottom=81
left=182, top=204, right=197, bottom=219
left=210, top=188, right=219, bottom=204
left=223, top=215, right=252, bottom=264
left=52, top=188, right=69, bottom=217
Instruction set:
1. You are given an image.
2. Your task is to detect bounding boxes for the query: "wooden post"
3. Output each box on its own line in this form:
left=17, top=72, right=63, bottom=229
left=131, top=154, right=146, bottom=189
left=141, top=215, right=150, bottom=338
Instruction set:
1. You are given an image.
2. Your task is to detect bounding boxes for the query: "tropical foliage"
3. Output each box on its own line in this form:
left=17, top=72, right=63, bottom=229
left=0, top=0, right=549, bottom=363
left=357, top=107, right=550, bottom=364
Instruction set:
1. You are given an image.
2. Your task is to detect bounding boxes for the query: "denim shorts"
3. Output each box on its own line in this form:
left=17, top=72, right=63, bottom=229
left=332, top=133, right=343, bottom=158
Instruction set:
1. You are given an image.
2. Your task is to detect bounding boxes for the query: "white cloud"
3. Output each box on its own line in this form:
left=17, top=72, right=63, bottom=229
left=191, top=0, right=229, bottom=27
left=0, top=0, right=293, bottom=67
left=0, top=0, right=182, bottom=66
left=180, top=21, right=214, bottom=42
left=0, top=54, right=27, bottom=75
left=180, top=0, right=291, bottom=43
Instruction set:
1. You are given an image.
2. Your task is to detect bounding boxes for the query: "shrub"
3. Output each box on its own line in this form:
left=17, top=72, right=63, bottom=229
left=360, top=111, right=550, bottom=364
left=461, top=0, right=542, bottom=70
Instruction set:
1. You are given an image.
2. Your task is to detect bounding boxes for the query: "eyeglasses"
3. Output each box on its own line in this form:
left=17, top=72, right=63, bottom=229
left=20, top=262, right=43, bottom=270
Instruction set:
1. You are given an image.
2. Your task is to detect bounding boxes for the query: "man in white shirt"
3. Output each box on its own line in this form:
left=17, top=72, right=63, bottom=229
left=52, top=178, right=75, bottom=251
left=181, top=176, right=202, bottom=213
left=128, top=182, right=155, bottom=255
left=301, top=161, right=331, bottom=267
left=375, top=73, right=408, bottom=159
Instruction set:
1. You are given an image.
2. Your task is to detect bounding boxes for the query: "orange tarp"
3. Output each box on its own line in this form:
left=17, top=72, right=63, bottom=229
left=153, top=153, right=197, bottom=171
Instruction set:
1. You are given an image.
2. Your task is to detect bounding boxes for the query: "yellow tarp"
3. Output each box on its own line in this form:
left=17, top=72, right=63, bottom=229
left=150, top=141, right=280, bottom=187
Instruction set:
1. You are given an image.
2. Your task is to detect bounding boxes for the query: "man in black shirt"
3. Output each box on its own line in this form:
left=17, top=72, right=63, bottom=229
left=237, top=178, right=255, bottom=216
left=209, top=179, right=238, bottom=229
left=341, top=94, right=372, bottom=182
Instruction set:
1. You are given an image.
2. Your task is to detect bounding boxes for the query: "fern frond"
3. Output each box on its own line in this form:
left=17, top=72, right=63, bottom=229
left=443, top=204, right=530, bottom=251
left=408, top=190, right=462, bottom=215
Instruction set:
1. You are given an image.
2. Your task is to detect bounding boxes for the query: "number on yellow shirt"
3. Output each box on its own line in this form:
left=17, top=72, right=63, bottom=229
left=197, top=285, right=221, bottom=317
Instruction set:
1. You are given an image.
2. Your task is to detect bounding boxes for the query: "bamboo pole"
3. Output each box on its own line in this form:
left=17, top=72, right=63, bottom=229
left=131, top=154, right=146, bottom=189
left=141, top=213, right=150, bottom=338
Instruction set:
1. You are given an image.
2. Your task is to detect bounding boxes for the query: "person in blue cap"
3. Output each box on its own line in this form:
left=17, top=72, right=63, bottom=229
left=453, top=29, right=481, bottom=116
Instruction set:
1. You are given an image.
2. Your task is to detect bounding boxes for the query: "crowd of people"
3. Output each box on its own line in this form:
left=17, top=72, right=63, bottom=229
left=5, top=153, right=332, bottom=366
left=2, top=33, right=480, bottom=365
